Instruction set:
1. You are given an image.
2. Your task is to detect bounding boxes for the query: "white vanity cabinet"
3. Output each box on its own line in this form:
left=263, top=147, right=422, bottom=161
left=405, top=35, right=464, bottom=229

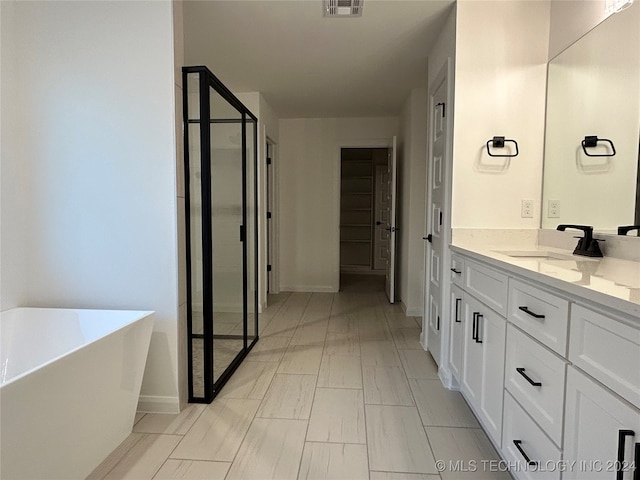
left=449, top=247, right=640, bottom=480
left=563, top=366, right=640, bottom=480
left=457, top=259, right=507, bottom=446
left=449, top=283, right=464, bottom=381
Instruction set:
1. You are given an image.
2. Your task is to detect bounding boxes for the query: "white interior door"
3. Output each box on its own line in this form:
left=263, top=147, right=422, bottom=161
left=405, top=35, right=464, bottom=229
left=425, top=72, right=449, bottom=365
left=385, top=136, right=398, bottom=303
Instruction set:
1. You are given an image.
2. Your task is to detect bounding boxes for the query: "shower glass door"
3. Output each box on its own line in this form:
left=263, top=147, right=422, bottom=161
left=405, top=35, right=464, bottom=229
left=184, top=66, right=259, bottom=403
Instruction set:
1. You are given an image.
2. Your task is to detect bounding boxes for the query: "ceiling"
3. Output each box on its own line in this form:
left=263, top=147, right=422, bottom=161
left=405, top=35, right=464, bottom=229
left=183, top=0, right=455, bottom=118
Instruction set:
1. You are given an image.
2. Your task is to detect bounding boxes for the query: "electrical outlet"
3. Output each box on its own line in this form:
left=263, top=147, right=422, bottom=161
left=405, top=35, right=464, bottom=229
left=548, top=200, right=560, bottom=218
left=521, top=199, right=534, bottom=218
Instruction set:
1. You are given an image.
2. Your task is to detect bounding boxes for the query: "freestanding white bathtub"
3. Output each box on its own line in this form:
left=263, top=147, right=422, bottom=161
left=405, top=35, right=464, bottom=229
left=0, top=308, right=154, bottom=479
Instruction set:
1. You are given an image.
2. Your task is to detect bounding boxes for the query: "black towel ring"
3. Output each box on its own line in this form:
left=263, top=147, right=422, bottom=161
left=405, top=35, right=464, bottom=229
left=486, top=136, right=519, bottom=157
left=581, top=136, right=616, bottom=157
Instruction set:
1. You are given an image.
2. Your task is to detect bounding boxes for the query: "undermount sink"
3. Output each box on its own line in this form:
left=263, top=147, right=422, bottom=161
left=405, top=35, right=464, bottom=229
left=493, top=250, right=597, bottom=262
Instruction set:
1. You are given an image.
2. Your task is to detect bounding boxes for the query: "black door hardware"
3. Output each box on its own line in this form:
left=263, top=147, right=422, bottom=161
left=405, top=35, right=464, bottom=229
left=475, top=314, right=483, bottom=344
left=436, top=315, right=440, bottom=331
left=454, top=298, right=461, bottom=323
left=472, top=312, right=478, bottom=341
left=436, top=102, right=445, bottom=118
left=516, top=367, right=542, bottom=387
left=581, top=136, right=616, bottom=157
left=423, top=234, right=433, bottom=243
left=487, top=136, right=519, bottom=157
left=450, top=268, right=461, bottom=274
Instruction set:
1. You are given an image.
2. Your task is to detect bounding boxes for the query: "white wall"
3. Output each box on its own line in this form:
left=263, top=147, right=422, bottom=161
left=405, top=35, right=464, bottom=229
left=398, top=89, right=428, bottom=316
left=1, top=1, right=181, bottom=412
left=278, top=117, right=399, bottom=292
left=451, top=0, right=550, bottom=229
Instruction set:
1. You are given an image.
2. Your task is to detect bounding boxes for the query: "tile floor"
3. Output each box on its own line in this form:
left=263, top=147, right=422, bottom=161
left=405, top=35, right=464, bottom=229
left=89, top=276, right=511, bottom=480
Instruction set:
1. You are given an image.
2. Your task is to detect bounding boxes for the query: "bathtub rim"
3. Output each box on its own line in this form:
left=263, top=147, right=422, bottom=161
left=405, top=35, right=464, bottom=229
left=0, top=307, right=155, bottom=388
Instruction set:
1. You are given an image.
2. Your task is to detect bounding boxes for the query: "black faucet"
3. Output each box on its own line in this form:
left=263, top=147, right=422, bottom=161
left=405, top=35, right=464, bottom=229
left=556, top=224, right=603, bottom=257
left=618, top=225, right=640, bottom=236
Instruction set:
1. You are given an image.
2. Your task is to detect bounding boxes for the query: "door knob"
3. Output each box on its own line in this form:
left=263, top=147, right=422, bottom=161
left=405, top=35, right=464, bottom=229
left=423, top=234, right=433, bottom=243
left=376, top=221, right=383, bottom=225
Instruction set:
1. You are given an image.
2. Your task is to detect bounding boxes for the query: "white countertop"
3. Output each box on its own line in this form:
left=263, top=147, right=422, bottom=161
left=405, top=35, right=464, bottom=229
left=450, top=240, right=640, bottom=319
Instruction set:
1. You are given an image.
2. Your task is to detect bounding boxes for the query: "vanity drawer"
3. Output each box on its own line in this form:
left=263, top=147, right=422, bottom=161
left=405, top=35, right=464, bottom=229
left=507, top=279, right=569, bottom=356
left=569, top=304, right=640, bottom=409
left=505, top=325, right=566, bottom=446
left=464, top=259, right=508, bottom=316
left=502, top=392, right=562, bottom=480
left=450, top=253, right=465, bottom=287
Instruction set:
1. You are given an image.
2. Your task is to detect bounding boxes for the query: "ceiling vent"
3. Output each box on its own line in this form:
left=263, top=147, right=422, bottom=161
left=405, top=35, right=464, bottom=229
left=323, top=0, right=363, bottom=17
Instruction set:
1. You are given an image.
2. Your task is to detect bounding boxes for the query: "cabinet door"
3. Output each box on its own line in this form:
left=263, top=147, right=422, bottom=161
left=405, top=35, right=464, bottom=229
left=477, top=304, right=506, bottom=445
left=449, top=285, right=464, bottom=382
left=564, top=366, right=640, bottom=480
left=461, top=296, right=483, bottom=407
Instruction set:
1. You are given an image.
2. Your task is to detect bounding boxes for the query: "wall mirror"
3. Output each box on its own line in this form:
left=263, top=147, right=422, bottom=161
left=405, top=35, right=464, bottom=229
left=541, top=2, right=640, bottom=233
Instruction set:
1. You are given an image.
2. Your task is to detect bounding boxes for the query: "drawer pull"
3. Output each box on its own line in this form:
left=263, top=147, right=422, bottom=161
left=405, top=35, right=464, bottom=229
left=513, top=440, right=538, bottom=467
left=472, top=312, right=478, bottom=341
left=617, top=429, right=635, bottom=480
left=455, top=298, right=462, bottom=323
left=518, top=306, right=545, bottom=319
left=516, top=367, right=542, bottom=387
left=450, top=268, right=461, bottom=274
left=475, top=314, right=483, bottom=344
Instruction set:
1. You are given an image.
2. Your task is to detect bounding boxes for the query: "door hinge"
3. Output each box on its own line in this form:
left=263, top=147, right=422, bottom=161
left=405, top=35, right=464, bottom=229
left=436, top=102, right=445, bottom=118
left=267, top=264, right=272, bottom=272
left=267, top=211, right=272, bottom=219
left=240, top=225, right=245, bottom=242
left=267, top=157, right=272, bottom=165
left=439, top=211, right=443, bottom=226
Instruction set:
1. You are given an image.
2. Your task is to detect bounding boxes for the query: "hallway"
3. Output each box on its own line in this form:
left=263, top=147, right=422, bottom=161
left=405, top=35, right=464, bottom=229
left=89, top=279, right=509, bottom=479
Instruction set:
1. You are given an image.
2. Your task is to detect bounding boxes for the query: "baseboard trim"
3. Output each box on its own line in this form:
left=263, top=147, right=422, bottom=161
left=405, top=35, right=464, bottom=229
left=137, top=395, right=180, bottom=414
left=280, top=285, right=338, bottom=293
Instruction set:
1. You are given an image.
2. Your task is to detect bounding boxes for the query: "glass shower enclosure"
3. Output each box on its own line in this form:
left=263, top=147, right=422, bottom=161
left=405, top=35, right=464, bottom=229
left=183, top=66, right=258, bottom=403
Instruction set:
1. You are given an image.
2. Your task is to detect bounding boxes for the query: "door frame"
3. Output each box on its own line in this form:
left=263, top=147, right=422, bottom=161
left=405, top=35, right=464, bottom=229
left=335, top=139, right=395, bottom=292
left=423, top=58, right=455, bottom=387
left=265, top=136, right=280, bottom=295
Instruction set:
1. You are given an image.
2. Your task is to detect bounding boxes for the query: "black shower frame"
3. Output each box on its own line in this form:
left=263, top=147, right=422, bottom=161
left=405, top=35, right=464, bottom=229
left=183, top=65, right=259, bottom=404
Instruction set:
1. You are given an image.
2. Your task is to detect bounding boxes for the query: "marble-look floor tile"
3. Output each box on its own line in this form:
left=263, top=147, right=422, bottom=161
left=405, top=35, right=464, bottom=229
left=370, top=472, right=441, bottom=480
left=257, top=374, right=316, bottom=419
left=247, top=336, right=290, bottom=362
left=391, top=327, right=422, bottom=349
left=363, top=366, right=414, bottom=406
left=218, top=361, right=279, bottom=400
left=317, top=355, right=363, bottom=389
left=297, top=442, right=369, bottom=480
left=261, top=312, right=299, bottom=337
left=278, top=344, right=324, bottom=374
left=134, top=413, right=146, bottom=425
left=384, top=314, right=421, bottom=329
left=290, top=322, right=328, bottom=346
left=87, top=434, right=142, bottom=480
left=307, top=388, right=366, bottom=444
left=324, top=332, right=360, bottom=356
left=359, top=319, right=393, bottom=341
left=153, top=459, right=230, bottom=479
left=226, top=418, right=308, bottom=480
left=328, top=314, right=359, bottom=334
left=101, top=434, right=182, bottom=480
left=133, top=405, right=205, bottom=435
left=398, top=349, right=439, bottom=379
left=426, top=427, right=510, bottom=480
left=410, top=379, right=479, bottom=428
left=171, top=399, right=260, bottom=461
left=360, top=341, right=401, bottom=367
left=366, top=405, right=437, bottom=474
